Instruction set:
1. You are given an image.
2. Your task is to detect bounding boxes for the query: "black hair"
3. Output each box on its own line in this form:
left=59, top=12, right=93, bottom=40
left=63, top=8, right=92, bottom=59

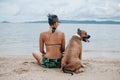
left=48, top=14, right=59, bottom=33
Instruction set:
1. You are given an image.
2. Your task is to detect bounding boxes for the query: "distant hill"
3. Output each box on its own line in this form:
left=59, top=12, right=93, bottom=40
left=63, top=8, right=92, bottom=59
left=1, top=21, right=10, bottom=23
left=60, top=20, right=120, bottom=24
left=25, top=20, right=120, bottom=24
left=1, top=20, right=120, bottom=24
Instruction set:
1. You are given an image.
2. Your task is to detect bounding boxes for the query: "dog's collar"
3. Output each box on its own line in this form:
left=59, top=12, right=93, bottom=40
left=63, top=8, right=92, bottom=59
left=74, top=33, right=81, bottom=38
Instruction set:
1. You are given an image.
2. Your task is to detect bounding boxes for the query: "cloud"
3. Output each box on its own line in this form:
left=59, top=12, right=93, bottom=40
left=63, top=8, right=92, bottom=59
left=0, top=2, right=19, bottom=21
left=0, top=0, right=120, bottom=22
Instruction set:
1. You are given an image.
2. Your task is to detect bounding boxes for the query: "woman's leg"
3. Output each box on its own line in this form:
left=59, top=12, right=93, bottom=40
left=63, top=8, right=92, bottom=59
left=32, top=51, right=42, bottom=64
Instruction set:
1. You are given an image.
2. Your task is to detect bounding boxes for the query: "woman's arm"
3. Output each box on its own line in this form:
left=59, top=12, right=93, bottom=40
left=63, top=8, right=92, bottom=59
left=39, top=33, right=46, bottom=56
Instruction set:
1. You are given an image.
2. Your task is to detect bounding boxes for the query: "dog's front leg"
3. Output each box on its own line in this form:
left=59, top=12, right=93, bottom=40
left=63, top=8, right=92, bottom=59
left=79, top=52, right=85, bottom=68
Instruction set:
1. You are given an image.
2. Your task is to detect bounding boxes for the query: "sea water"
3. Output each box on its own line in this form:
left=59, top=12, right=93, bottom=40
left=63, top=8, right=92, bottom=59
left=0, top=23, right=120, bottom=58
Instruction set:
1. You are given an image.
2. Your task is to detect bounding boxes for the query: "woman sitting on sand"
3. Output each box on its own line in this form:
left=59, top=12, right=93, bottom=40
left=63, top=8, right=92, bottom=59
left=33, top=14, right=65, bottom=68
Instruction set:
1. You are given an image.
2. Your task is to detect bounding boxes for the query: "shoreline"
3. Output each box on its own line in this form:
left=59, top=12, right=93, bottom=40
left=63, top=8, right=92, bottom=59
left=0, top=51, right=120, bottom=59
left=0, top=55, right=120, bottom=80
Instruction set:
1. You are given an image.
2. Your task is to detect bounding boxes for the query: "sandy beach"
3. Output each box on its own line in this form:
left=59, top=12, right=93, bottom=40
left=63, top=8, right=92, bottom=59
left=0, top=55, right=120, bottom=80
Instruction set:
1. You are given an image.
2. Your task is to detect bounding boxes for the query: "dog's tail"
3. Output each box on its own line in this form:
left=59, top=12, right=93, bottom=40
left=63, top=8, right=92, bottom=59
left=62, top=65, right=73, bottom=75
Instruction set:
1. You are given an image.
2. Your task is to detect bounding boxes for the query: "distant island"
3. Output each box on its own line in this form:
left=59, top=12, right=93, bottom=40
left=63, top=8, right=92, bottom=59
left=1, top=20, right=120, bottom=24
left=1, top=21, right=10, bottom=23
left=25, top=20, right=120, bottom=24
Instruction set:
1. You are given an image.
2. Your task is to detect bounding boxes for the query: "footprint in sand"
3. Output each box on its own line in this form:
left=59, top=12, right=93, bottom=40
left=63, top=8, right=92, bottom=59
left=22, top=61, right=36, bottom=65
left=0, top=73, right=8, bottom=77
left=13, top=68, right=29, bottom=74
left=12, top=61, right=36, bottom=74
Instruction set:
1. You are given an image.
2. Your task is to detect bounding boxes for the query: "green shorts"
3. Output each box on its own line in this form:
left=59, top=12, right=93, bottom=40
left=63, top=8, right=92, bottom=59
left=41, top=57, right=61, bottom=68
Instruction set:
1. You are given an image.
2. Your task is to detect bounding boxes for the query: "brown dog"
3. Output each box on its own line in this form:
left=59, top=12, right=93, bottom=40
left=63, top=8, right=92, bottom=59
left=61, top=28, right=90, bottom=75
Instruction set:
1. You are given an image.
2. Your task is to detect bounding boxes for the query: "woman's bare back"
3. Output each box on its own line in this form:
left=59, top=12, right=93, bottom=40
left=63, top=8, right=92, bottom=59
left=40, top=30, right=65, bottom=59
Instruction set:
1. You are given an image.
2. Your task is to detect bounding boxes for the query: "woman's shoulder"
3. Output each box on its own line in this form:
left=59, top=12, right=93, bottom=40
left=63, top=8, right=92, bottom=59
left=40, top=31, right=48, bottom=37
left=56, top=30, right=65, bottom=37
left=56, top=30, right=64, bottom=34
left=40, top=30, right=64, bottom=36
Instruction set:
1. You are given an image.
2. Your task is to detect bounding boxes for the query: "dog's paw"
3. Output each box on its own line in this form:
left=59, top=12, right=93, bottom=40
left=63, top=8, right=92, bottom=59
left=80, top=68, right=85, bottom=72
left=75, top=68, right=84, bottom=74
left=75, top=70, right=81, bottom=74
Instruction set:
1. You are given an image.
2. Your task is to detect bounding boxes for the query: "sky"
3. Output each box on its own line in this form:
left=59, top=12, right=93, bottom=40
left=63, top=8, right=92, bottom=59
left=0, top=0, right=120, bottom=22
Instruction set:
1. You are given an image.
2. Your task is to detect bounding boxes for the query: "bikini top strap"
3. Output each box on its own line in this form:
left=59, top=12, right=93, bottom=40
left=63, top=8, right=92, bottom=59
left=46, top=43, right=61, bottom=46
